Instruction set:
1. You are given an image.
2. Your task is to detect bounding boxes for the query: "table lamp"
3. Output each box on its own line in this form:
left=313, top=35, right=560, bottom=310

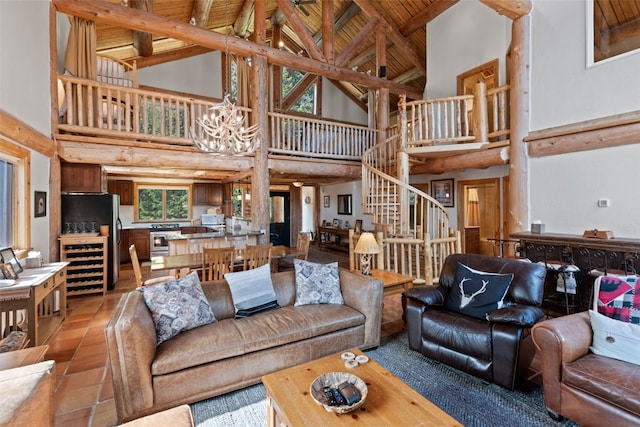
left=354, top=232, right=381, bottom=275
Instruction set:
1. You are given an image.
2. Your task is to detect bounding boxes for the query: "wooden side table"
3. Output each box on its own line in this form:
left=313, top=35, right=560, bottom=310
left=369, top=269, right=415, bottom=297
left=0, top=345, right=49, bottom=371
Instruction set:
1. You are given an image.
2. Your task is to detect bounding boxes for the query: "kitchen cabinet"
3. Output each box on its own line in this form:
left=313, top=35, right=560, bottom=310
left=59, top=235, right=108, bottom=296
left=129, top=229, right=150, bottom=261
left=193, top=183, right=223, bottom=205
left=61, top=163, right=104, bottom=193
left=108, top=180, right=134, bottom=205
left=180, top=227, right=211, bottom=235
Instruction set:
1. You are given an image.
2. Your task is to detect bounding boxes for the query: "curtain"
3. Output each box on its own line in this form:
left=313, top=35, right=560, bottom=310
left=236, top=57, right=250, bottom=107
left=64, top=17, right=97, bottom=79
left=64, top=17, right=97, bottom=126
left=467, top=188, right=480, bottom=227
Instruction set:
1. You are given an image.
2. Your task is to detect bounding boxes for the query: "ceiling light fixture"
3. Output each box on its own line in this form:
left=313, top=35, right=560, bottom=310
left=292, top=181, right=304, bottom=188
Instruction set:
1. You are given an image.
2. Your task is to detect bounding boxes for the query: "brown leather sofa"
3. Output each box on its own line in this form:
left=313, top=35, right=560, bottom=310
left=532, top=312, right=640, bottom=426
left=106, top=269, right=383, bottom=422
left=0, top=361, right=55, bottom=427
left=402, top=253, right=546, bottom=390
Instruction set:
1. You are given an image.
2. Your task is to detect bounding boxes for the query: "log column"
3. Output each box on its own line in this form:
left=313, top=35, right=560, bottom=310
left=251, top=1, right=270, bottom=244
left=507, top=14, right=531, bottom=236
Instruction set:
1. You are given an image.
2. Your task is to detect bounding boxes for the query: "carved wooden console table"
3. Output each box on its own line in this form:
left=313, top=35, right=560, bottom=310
left=510, top=232, right=640, bottom=315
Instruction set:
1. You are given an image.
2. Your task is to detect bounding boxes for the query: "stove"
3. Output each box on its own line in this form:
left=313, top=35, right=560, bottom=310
left=149, top=224, right=181, bottom=256
left=150, top=223, right=180, bottom=232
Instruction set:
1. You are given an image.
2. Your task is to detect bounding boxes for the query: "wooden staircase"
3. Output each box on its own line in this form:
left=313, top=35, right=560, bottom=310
left=359, top=82, right=511, bottom=284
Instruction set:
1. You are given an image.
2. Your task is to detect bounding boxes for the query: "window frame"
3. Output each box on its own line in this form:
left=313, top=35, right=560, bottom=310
left=133, top=182, right=192, bottom=222
left=0, top=138, right=30, bottom=251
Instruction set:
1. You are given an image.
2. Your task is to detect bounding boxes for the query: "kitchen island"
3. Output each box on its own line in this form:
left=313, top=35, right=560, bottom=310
left=167, top=231, right=264, bottom=255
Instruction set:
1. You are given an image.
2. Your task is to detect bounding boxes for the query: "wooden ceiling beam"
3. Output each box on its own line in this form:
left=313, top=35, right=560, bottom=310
left=353, top=0, right=426, bottom=76
left=130, top=0, right=153, bottom=57
left=191, top=0, right=214, bottom=28
left=275, top=0, right=326, bottom=62
left=479, top=0, right=532, bottom=20
left=134, top=45, right=213, bottom=69
left=399, top=0, right=459, bottom=36
left=347, top=39, right=391, bottom=70
left=335, top=17, right=379, bottom=68
left=322, top=0, right=335, bottom=64
left=234, top=0, right=255, bottom=38
left=53, top=0, right=422, bottom=99
left=313, top=0, right=360, bottom=44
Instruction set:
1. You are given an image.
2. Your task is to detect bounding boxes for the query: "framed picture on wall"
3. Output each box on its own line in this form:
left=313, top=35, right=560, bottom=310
left=324, top=195, right=330, bottom=208
left=34, top=191, right=47, bottom=218
left=431, top=179, right=455, bottom=207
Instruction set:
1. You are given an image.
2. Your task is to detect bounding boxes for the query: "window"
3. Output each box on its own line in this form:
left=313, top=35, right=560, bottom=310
left=134, top=183, right=191, bottom=221
left=589, top=0, right=640, bottom=65
left=232, top=184, right=251, bottom=218
left=0, top=139, right=30, bottom=250
left=282, top=67, right=316, bottom=114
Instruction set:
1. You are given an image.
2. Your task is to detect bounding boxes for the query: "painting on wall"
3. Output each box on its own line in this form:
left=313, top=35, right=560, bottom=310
left=431, top=179, right=454, bottom=207
left=34, top=191, right=47, bottom=217
left=324, top=195, right=330, bottom=208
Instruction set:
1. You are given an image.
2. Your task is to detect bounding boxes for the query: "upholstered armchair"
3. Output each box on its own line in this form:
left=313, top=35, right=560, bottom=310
left=531, top=274, right=640, bottom=426
left=402, top=253, right=546, bottom=390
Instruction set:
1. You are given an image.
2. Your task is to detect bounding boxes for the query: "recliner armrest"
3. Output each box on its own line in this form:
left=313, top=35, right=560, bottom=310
left=403, top=285, right=447, bottom=306
left=487, top=305, right=545, bottom=327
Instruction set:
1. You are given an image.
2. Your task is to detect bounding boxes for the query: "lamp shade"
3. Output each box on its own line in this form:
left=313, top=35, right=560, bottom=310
left=354, top=232, right=380, bottom=255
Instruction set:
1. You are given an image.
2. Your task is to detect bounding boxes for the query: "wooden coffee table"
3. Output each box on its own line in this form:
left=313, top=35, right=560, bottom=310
left=262, top=348, right=462, bottom=426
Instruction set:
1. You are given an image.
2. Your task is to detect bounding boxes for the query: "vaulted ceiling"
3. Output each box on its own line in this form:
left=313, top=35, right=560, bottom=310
left=92, top=0, right=454, bottom=109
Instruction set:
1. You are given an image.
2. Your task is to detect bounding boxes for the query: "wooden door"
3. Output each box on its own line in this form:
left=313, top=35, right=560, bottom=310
left=457, top=179, right=500, bottom=255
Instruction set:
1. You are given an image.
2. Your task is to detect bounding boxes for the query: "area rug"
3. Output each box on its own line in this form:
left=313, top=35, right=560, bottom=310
left=191, top=333, right=578, bottom=427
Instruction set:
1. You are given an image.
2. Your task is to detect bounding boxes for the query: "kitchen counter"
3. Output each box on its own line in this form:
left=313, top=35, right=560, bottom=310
left=166, top=231, right=263, bottom=240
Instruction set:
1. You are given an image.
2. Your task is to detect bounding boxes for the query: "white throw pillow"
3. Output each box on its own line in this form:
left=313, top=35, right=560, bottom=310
left=589, top=310, right=640, bottom=366
left=224, top=263, right=279, bottom=318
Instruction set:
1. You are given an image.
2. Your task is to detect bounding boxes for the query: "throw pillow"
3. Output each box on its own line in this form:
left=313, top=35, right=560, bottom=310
left=141, top=271, right=216, bottom=346
left=224, top=263, right=279, bottom=318
left=293, top=259, right=344, bottom=306
left=593, top=275, right=640, bottom=324
left=589, top=310, right=640, bottom=366
left=444, top=262, right=514, bottom=320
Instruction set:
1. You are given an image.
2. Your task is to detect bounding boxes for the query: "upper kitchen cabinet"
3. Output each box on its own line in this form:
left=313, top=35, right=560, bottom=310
left=107, top=180, right=134, bottom=205
left=61, top=163, right=105, bottom=193
left=193, top=183, right=223, bottom=205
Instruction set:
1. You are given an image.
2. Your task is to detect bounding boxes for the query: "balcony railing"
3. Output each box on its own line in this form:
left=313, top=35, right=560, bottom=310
left=57, top=75, right=375, bottom=161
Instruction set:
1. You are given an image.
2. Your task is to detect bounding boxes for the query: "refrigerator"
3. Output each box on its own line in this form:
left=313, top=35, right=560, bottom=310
left=61, top=193, right=122, bottom=290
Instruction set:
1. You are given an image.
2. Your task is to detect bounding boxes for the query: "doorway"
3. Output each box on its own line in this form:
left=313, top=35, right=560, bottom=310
left=458, top=179, right=501, bottom=255
left=269, top=192, right=290, bottom=246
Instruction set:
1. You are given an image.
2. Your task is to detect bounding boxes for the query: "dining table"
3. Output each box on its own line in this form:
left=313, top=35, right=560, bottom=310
left=150, top=245, right=305, bottom=274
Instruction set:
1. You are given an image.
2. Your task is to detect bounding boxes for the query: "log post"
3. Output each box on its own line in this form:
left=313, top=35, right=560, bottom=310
left=507, top=14, right=531, bottom=237
left=472, top=80, right=488, bottom=143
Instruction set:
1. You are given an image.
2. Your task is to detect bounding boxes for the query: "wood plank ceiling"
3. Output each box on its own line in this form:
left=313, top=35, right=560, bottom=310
left=93, top=0, right=455, bottom=110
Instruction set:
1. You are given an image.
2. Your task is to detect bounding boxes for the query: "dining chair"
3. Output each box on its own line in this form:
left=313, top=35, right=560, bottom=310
left=129, top=244, right=175, bottom=287
left=243, top=243, right=273, bottom=271
left=202, top=246, right=236, bottom=281
left=278, top=232, right=312, bottom=271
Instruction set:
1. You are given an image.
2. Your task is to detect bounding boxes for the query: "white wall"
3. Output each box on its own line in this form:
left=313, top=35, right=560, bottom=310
left=320, top=181, right=372, bottom=231
left=137, top=52, right=223, bottom=99
left=425, top=0, right=511, bottom=99
left=321, top=79, right=368, bottom=124
left=528, top=0, right=640, bottom=237
left=1, top=0, right=52, bottom=260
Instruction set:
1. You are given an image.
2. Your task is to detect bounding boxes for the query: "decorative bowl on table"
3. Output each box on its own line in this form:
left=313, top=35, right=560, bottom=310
left=310, top=371, right=368, bottom=414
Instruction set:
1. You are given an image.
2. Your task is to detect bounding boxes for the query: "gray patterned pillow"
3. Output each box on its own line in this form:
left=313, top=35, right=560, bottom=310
left=141, top=271, right=216, bottom=345
left=293, top=259, right=344, bottom=306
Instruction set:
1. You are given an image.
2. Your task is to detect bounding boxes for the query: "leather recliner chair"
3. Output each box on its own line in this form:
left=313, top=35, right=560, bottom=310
left=402, top=253, right=546, bottom=390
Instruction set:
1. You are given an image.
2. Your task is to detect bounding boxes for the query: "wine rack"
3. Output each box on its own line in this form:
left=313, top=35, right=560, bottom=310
left=59, top=235, right=108, bottom=296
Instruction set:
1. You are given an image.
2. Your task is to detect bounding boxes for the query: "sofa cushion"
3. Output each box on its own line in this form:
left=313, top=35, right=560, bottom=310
left=445, top=263, right=514, bottom=320
left=141, top=272, right=216, bottom=345
left=151, top=304, right=364, bottom=375
left=589, top=310, right=640, bottom=366
left=293, top=259, right=344, bottom=306
left=563, top=353, right=640, bottom=415
left=422, top=310, right=492, bottom=360
left=224, top=263, right=280, bottom=318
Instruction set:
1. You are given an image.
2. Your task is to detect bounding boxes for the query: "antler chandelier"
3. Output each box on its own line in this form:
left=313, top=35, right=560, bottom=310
left=190, top=94, right=260, bottom=156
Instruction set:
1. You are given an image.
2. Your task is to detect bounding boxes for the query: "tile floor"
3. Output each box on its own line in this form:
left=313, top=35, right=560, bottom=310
left=47, top=261, right=406, bottom=426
